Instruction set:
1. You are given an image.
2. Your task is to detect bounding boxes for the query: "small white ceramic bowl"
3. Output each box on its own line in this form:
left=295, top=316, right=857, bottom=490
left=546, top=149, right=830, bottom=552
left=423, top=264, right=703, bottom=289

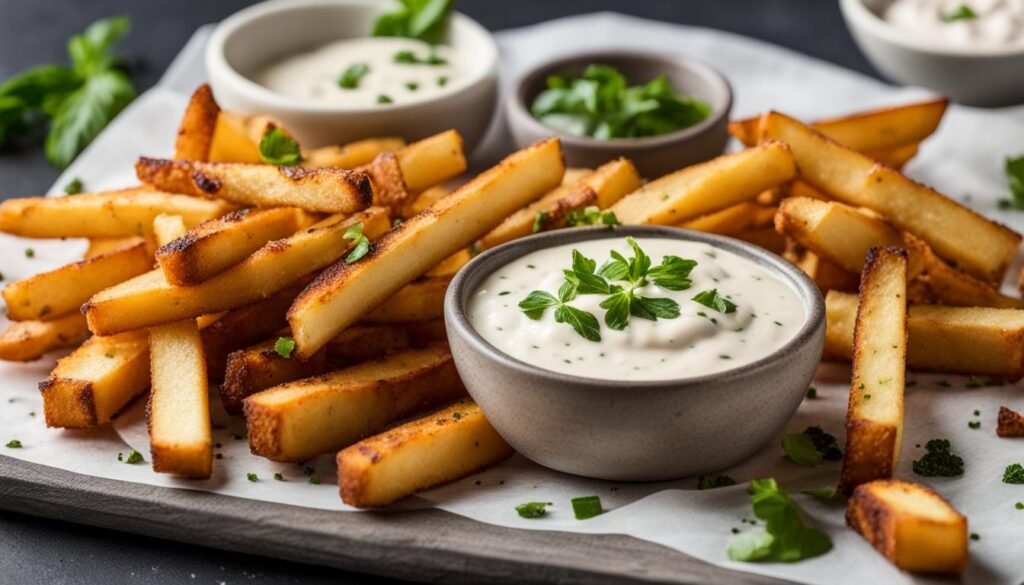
left=841, top=0, right=1024, bottom=107
left=206, top=0, right=499, bottom=150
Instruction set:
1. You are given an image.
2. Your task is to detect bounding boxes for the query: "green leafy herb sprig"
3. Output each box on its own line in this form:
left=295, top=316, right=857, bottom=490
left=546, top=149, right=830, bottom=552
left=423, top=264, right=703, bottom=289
left=999, top=155, right=1024, bottom=210
left=727, top=479, right=833, bottom=563
left=565, top=206, right=620, bottom=228
left=258, top=128, right=302, bottom=166
left=338, top=63, right=370, bottom=89
left=0, top=16, right=136, bottom=169
left=942, top=4, right=978, bottom=22
left=531, top=64, right=710, bottom=140
left=343, top=222, right=371, bottom=263
left=372, top=0, right=453, bottom=44
left=519, top=238, right=733, bottom=341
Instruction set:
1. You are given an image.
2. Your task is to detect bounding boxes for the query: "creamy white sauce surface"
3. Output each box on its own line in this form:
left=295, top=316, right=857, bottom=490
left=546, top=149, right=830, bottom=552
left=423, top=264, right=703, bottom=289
left=468, top=238, right=806, bottom=381
left=255, top=37, right=462, bottom=107
left=884, top=0, right=1024, bottom=48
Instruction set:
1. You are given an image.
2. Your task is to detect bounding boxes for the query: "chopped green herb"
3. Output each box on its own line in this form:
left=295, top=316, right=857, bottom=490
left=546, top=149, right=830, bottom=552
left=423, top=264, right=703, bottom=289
left=973, top=410, right=980, bottom=416
left=405, top=81, right=419, bottom=91
left=942, top=4, right=978, bottom=22
left=799, top=486, right=838, bottom=500
left=727, top=478, right=832, bottom=563
left=571, top=495, right=603, bottom=520
left=274, top=472, right=284, bottom=481
left=5, top=439, right=22, bottom=448
left=1004, top=155, right=1024, bottom=209
left=692, top=288, right=737, bottom=313
left=377, top=94, right=394, bottom=104
left=117, top=452, right=123, bottom=461
left=803, top=426, right=843, bottom=461
left=247, top=472, right=258, bottom=482
left=530, top=64, right=710, bottom=140
left=64, top=177, right=84, bottom=194
left=258, top=127, right=302, bottom=166
left=124, top=448, right=143, bottom=464
left=532, top=210, right=549, bottom=233
left=308, top=476, right=321, bottom=485
left=391, top=50, right=448, bottom=66
left=1004, top=463, right=1024, bottom=484
left=782, top=432, right=823, bottom=467
left=25, top=248, right=34, bottom=258
left=1016, top=502, right=1023, bottom=510
left=515, top=501, right=552, bottom=518
left=274, top=336, right=296, bottom=359
left=697, top=474, right=736, bottom=490
left=966, top=377, right=985, bottom=388
left=806, top=387, right=817, bottom=399
left=564, top=206, right=620, bottom=228
left=372, top=0, right=452, bottom=44
left=342, top=221, right=371, bottom=263
left=970, top=532, right=980, bottom=541
left=719, top=354, right=732, bottom=360
left=338, top=63, right=370, bottom=89
left=968, top=421, right=981, bottom=430
left=437, top=76, right=449, bottom=87
left=912, top=439, right=964, bottom=477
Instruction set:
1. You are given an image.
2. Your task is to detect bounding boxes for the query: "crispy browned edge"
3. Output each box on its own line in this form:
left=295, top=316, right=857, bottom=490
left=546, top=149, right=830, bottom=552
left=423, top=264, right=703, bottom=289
left=361, top=151, right=410, bottom=213
left=154, top=208, right=254, bottom=285
left=134, top=157, right=374, bottom=207
left=997, top=406, right=1024, bottom=438
left=244, top=343, right=464, bottom=462
left=536, top=186, right=598, bottom=232
left=846, top=479, right=967, bottom=575
left=839, top=246, right=907, bottom=495
left=174, top=84, right=220, bottom=161
left=38, top=378, right=98, bottom=428
left=220, top=344, right=327, bottom=415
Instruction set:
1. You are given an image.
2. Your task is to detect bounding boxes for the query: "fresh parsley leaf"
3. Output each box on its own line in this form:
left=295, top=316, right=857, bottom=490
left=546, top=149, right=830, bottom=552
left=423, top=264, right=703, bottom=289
left=342, top=222, right=370, bottom=263
left=124, top=448, right=144, bottom=464
left=692, top=288, right=737, bottom=313
left=63, top=177, right=84, bottom=194
left=338, top=63, right=370, bottom=89
left=518, top=291, right=558, bottom=320
left=531, top=64, right=711, bottom=140
left=373, top=0, right=453, bottom=44
left=599, top=290, right=631, bottom=330
left=571, top=495, right=603, bottom=520
left=515, top=501, right=552, bottom=518
left=631, top=296, right=680, bottom=320
left=532, top=210, right=549, bottom=233
left=5, top=439, right=22, bottom=448
left=554, top=304, right=601, bottom=342
left=942, top=4, right=977, bottom=22
left=597, top=252, right=630, bottom=281
left=258, top=127, right=302, bottom=166
left=557, top=278, right=579, bottom=303
left=782, top=433, right=823, bottom=467
left=1002, top=155, right=1024, bottom=210
left=565, top=205, right=620, bottom=227
left=274, top=336, right=296, bottom=359
left=648, top=255, right=697, bottom=291
left=727, top=478, right=833, bottom=563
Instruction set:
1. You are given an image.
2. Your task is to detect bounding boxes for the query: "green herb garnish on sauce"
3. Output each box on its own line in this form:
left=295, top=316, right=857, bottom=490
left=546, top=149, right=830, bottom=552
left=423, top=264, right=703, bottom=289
left=377, top=94, right=394, bottom=105
left=338, top=63, right=370, bottom=89
left=372, top=0, right=453, bottom=44
left=571, top=495, right=603, bottom=520
left=342, top=222, right=371, bottom=263
left=727, top=478, right=832, bottom=563
left=392, top=50, right=448, bottom=66
left=941, top=4, right=978, bottom=22
left=274, top=336, right=296, bottom=359
left=515, top=501, right=553, bottom=518
left=565, top=206, right=620, bottom=228
left=258, top=127, right=302, bottom=166
left=530, top=64, right=710, bottom=140
left=692, top=288, right=737, bottom=314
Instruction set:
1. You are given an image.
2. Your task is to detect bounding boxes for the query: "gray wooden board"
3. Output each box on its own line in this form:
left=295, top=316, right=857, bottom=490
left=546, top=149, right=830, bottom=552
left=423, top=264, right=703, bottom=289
left=0, top=456, right=793, bottom=584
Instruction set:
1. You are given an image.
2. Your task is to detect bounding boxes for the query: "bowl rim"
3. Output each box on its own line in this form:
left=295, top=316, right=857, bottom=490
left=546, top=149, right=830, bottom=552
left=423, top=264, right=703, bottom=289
left=507, top=49, right=733, bottom=149
left=204, top=0, right=500, bottom=115
left=840, top=0, right=1024, bottom=58
left=445, top=225, right=825, bottom=390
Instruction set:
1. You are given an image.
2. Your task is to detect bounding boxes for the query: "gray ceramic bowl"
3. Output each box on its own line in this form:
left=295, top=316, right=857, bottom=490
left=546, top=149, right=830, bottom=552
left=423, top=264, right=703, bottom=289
left=506, top=51, right=732, bottom=179
left=445, top=226, right=824, bottom=481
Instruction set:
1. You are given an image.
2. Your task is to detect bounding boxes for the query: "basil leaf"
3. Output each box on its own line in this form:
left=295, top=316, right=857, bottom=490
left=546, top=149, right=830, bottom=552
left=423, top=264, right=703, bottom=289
left=782, top=433, right=823, bottom=467
left=692, top=288, right=737, bottom=314
left=648, top=255, right=697, bottom=291
left=68, top=16, right=131, bottom=76
left=338, top=63, right=370, bottom=89
left=553, top=304, right=601, bottom=342
left=599, top=290, right=631, bottom=330
left=259, top=127, right=302, bottom=166
left=0, top=96, right=30, bottom=144
left=44, top=69, right=135, bottom=169
left=518, top=291, right=558, bottom=319
left=0, top=65, right=79, bottom=112
left=633, top=296, right=680, bottom=319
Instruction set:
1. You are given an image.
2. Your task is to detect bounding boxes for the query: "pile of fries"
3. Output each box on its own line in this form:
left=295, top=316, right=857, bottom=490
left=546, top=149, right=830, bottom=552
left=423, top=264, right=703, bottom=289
left=3, top=84, right=1020, bottom=574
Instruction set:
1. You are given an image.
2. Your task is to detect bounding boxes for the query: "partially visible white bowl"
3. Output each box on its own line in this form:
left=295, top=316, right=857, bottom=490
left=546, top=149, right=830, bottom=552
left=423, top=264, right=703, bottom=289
left=840, top=0, right=1024, bottom=107
left=206, top=0, right=499, bottom=150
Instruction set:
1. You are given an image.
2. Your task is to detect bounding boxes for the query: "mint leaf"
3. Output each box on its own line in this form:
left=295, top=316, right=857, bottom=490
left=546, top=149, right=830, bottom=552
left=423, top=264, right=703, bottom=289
left=692, top=289, right=737, bottom=314
left=259, top=127, right=302, bottom=166
left=782, top=433, right=824, bottom=467
left=599, top=290, right=631, bottom=330
left=597, top=253, right=630, bottom=281
left=45, top=69, right=135, bottom=169
left=728, top=478, right=832, bottom=563
left=648, top=255, right=697, bottom=291
left=338, top=63, right=370, bottom=89
left=516, top=501, right=552, bottom=519
left=626, top=237, right=651, bottom=283
left=554, top=304, right=601, bottom=342
left=557, top=278, right=578, bottom=303
left=571, top=249, right=597, bottom=275
left=518, top=291, right=558, bottom=319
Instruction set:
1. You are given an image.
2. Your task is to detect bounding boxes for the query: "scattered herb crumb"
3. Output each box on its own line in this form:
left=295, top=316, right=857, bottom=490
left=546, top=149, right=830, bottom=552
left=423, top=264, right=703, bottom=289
left=571, top=495, right=603, bottom=520
left=697, top=475, right=736, bottom=490
left=124, top=449, right=143, bottom=464
left=25, top=248, right=34, bottom=258
left=64, top=177, right=84, bottom=194
left=515, top=501, right=552, bottom=518
left=805, top=387, right=817, bottom=399
left=308, top=476, right=322, bottom=485
left=970, top=532, right=980, bottom=541
left=274, top=336, right=296, bottom=359
left=968, top=421, right=981, bottom=430
left=1003, top=463, right=1024, bottom=484
left=912, top=439, right=964, bottom=477
left=5, top=439, right=22, bottom=448
left=274, top=473, right=284, bottom=481
left=247, top=472, right=258, bottom=482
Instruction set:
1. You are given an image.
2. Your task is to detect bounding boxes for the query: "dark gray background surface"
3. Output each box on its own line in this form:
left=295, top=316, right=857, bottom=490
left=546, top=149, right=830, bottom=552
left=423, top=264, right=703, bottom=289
left=0, top=1, right=881, bottom=583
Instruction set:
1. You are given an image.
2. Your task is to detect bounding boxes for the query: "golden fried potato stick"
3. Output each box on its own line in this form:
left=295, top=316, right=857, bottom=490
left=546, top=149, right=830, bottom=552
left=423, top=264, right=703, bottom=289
left=174, top=84, right=220, bottom=161
left=0, top=313, right=89, bottom=362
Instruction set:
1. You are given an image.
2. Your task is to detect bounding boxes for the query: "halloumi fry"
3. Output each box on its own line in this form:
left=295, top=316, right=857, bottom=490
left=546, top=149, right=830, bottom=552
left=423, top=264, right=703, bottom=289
left=870, top=142, right=919, bottom=170
left=0, top=188, right=235, bottom=239
left=220, top=339, right=327, bottom=415
left=847, top=479, right=967, bottom=575
left=303, top=137, right=406, bottom=168
left=609, top=142, right=795, bottom=225
left=156, top=207, right=309, bottom=285
left=682, top=202, right=766, bottom=235
left=246, top=343, right=466, bottom=462
left=148, top=319, right=212, bottom=478
left=39, top=331, right=150, bottom=429
left=85, top=236, right=153, bottom=259
left=364, top=276, right=450, bottom=323
left=824, top=291, right=1024, bottom=379
left=84, top=209, right=389, bottom=335
left=840, top=247, right=908, bottom=494
left=760, top=112, right=1020, bottom=283
left=288, top=138, right=565, bottom=357
left=900, top=233, right=1024, bottom=309
left=792, top=250, right=860, bottom=294
left=387, top=129, right=467, bottom=194
left=426, top=249, right=471, bottom=277
left=174, top=84, right=220, bottom=161
left=401, top=185, right=451, bottom=218
left=2, top=239, right=152, bottom=321
left=0, top=313, right=90, bottom=362
left=135, top=158, right=373, bottom=214
left=337, top=399, right=514, bottom=507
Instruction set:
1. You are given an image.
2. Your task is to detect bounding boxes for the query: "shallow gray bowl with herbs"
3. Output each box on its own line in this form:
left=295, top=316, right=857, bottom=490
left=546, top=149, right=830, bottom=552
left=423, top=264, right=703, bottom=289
left=444, top=225, right=824, bottom=482
left=506, top=51, right=733, bottom=179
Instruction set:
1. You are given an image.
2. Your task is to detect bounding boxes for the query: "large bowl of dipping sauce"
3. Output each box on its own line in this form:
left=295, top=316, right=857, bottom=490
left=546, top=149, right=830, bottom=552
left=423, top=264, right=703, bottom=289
left=206, top=0, right=499, bottom=150
left=841, top=0, right=1024, bottom=107
left=445, top=225, right=825, bottom=481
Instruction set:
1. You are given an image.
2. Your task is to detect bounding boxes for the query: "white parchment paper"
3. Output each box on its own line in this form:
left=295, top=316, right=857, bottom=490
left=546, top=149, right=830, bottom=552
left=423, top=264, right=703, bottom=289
left=2, top=13, right=1023, bottom=585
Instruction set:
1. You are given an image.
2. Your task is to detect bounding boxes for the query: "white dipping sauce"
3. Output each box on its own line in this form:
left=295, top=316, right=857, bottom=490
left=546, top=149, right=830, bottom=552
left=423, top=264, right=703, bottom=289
left=468, top=238, right=806, bottom=381
left=255, top=37, right=461, bottom=107
left=884, top=0, right=1024, bottom=48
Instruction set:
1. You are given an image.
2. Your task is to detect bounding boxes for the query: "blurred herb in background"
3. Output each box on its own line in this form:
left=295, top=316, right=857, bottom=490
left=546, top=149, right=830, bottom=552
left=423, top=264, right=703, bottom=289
left=999, top=155, right=1024, bottom=210
left=373, top=0, right=453, bottom=44
left=531, top=64, right=711, bottom=140
left=0, top=16, right=136, bottom=169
